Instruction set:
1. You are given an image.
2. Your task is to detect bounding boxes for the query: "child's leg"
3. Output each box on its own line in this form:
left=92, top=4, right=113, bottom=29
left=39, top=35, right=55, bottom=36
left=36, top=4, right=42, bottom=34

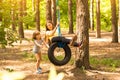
left=35, top=52, right=41, bottom=71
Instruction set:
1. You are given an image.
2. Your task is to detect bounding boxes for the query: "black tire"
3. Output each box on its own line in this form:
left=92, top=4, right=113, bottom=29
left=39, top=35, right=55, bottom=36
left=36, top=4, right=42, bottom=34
left=51, top=36, right=64, bottom=43
left=48, top=42, right=71, bottom=66
left=51, top=36, right=70, bottom=44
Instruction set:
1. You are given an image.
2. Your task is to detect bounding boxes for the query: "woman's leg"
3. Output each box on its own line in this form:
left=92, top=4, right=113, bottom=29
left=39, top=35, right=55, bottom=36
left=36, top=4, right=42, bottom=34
left=35, top=52, right=41, bottom=71
left=63, top=38, right=81, bottom=47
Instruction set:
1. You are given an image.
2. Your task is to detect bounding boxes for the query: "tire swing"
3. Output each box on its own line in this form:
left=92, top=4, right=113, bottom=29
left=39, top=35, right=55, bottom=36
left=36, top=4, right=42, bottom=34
left=48, top=37, right=71, bottom=66
left=47, top=0, right=71, bottom=66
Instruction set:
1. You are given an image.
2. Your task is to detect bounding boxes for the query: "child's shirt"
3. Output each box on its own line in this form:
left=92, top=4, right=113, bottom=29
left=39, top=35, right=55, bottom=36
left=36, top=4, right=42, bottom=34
left=33, top=39, right=43, bottom=53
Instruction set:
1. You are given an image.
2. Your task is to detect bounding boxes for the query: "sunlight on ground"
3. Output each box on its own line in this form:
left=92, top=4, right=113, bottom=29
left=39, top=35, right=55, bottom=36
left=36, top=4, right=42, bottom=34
left=0, top=71, right=25, bottom=80
left=89, top=37, right=111, bottom=42
left=48, top=65, right=64, bottom=80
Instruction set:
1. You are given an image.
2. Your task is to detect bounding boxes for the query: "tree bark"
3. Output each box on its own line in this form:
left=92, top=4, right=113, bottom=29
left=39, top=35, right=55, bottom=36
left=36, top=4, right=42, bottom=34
left=46, top=0, right=52, bottom=21
left=51, top=0, right=56, bottom=27
left=18, top=0, right=24, bottom=38
left=68, top=0, right=74, bottom=34
left=110, top=0, right=118, bottom=43
left=76, top=0, right=90, bottom=69
left=90, top=0, right=94, bottom=31
left=96, top=0, right=101, bottom=38
left=35, top=0, right=40, bottom=31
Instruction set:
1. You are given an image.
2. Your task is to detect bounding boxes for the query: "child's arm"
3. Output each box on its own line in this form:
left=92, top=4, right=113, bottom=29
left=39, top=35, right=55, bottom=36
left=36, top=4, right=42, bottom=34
left=42, top=39, right=49, bottom=48
left=34, top=40, right=42, bottom=48
left=43, top=41, right=49, bottom=48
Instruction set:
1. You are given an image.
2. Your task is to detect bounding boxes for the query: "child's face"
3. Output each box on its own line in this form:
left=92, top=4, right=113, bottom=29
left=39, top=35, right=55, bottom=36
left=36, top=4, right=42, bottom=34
left=47, top=22, right=53, bottom=30
left=36, top=33, right=41, bottom=40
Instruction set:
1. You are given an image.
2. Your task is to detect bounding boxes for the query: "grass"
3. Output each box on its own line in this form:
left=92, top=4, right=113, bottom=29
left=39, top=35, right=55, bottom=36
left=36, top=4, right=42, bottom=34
left=90, top=57, right=120, bottom=72
left=22, top=51, right=49, bottom=62
left=22, top=51, right=120, bottom=72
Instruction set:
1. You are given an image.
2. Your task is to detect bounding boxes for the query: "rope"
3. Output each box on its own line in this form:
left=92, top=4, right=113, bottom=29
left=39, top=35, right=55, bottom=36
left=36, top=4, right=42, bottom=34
left=56, top=0, right=61, bottom=36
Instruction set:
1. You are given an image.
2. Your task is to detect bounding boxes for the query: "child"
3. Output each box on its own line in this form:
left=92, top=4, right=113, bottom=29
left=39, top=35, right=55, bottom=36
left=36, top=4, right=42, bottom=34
left=45, top=20, right=85, bottom=48
left=32, top=30, right=48, bottom=74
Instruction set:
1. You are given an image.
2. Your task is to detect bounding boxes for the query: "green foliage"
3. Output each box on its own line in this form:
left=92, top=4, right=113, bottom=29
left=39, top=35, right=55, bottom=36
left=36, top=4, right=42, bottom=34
left=94, top=0, right=112, bottom=31
left=100, top=0, right=111, bottom=31
left=0, top=27, right=7, bottom=48
left=0, top=1, right=11, bottom=48
left=5, top=28, right=19, bottom=46
left=23, top=12, right=35, bottom=28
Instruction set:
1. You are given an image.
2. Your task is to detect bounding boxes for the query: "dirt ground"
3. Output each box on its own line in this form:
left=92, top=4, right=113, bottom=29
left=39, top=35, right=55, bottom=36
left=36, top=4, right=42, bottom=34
left=0, top=30, right=120, bottom=80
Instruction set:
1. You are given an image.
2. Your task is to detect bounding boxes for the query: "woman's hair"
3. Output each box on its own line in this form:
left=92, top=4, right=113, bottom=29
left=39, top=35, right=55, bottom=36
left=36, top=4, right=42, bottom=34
left=45, top=20, right=53, bottom=31
left=32, top=30, right=40, bottom=40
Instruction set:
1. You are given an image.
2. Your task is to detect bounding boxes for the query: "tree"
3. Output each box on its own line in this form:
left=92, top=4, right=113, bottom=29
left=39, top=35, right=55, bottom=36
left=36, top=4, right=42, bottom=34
left=18, top=0, right=24, bottom=38
left=68, top=0, right=74, bottom=34
left=110, top=0, right=118, bottom=43
left=75, top=0, right=90, bottom=69
left=119, top=0, right=120, bottom=41
left=46, top=0, right=52, bottom=21
left=51, top=0, right=56, bottom=27
left=35, top=0, right=40, bottom=31
left=23, top=0, right=27, bottom=16
left=96, top=0, right=101, bottom=38
left=0, top=0, right=2, bottom=22
left=90, top=0, right=94, bottom=31
left=32, top=0, right=35, bottom=11
left=11, top=0, right=16, bottom=31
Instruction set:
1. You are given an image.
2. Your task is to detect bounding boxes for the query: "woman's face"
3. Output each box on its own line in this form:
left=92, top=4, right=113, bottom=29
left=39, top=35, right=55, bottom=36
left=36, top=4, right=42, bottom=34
left=47, top=22, right=53, bottom=30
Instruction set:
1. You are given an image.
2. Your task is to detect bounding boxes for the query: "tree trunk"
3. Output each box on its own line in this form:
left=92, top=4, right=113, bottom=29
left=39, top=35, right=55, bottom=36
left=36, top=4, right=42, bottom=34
left=118, top=0, right=120, bottom=42
left=18, top=0, right=24, bottom=38
left=96, top=0, right=101, bottom=38
left=32, top=0, right=35, bottom=11
left=51, top=0, right=56, bottom=27
left=46, top=0, right=52, bottom=21
left=0, top=0, right=2, bottom=21
left=11, top=0, right=16, bottom=31
left=75, top=0, right=90, bottom=69
left=35, top=0, right=40, bottom=31
left=23, top=0, right=28, bottom=29
left=90, top=0, right=94, bottom=31
left=110, top=0, right=118, bottom=43
left=68, top=0, right=74, bottom=34
left=23, top=0, right=27, bottom=16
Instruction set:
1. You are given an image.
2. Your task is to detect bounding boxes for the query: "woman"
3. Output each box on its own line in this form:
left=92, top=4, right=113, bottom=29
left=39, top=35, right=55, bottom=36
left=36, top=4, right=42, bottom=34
left=45, top=20, right=85, bottom=48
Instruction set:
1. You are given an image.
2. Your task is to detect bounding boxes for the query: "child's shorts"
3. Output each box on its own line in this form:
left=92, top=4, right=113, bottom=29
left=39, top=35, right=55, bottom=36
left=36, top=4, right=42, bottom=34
left=33, top=47, right=41, bottom=54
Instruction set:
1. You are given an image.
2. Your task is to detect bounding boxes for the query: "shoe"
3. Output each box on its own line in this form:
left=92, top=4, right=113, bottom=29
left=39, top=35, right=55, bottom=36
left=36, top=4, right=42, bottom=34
left=36, top=70, right=41, bottom=74
left=34, top=67, right=42, bottom=74
left=38, top=67, right=42, bottom=72
left=70, top=34, right=77, bottom=46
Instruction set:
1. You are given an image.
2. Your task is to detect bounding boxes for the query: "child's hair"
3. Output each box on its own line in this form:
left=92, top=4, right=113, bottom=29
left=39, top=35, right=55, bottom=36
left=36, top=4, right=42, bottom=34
left=45, top=20, right=53, bottom=31
left=32, top=30, right=40, bottom=40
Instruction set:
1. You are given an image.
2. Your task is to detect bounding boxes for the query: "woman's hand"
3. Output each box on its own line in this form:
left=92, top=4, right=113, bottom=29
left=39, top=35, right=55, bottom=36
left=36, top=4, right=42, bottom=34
left=56, top=21, right=60, bottom=27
